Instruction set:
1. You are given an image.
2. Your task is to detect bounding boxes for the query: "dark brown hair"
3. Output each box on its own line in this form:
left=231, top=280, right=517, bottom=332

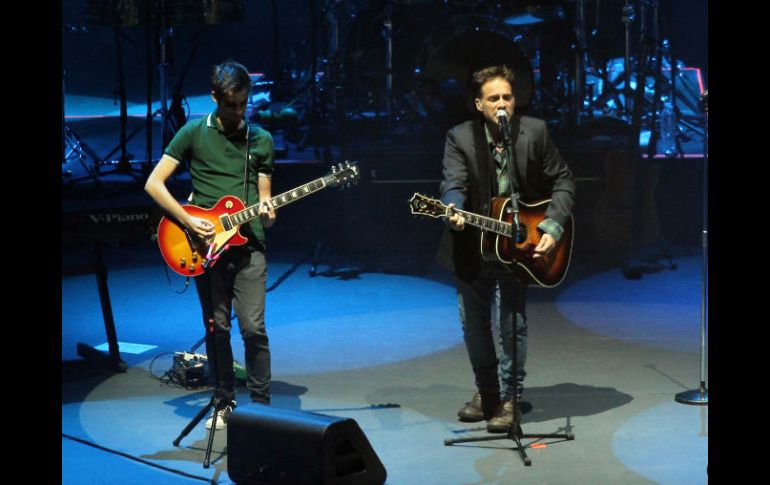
left=470, top=65, right=516, bottom=99
left=211, top=60, right=252, bottom=99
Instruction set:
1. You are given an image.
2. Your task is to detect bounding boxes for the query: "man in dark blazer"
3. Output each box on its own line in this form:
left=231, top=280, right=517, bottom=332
left=437, top=65, right=575, bottom=432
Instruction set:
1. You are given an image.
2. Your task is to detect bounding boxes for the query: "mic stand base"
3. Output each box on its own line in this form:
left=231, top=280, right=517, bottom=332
left=444, top=416, right=575, bottom=467
left=173, top=393, right=228, bottom=468
left=675, top=384, right=708, bottom=406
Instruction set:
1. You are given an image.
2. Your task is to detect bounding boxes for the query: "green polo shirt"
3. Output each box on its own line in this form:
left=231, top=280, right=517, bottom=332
left=164, top=112, right=275, bottom=243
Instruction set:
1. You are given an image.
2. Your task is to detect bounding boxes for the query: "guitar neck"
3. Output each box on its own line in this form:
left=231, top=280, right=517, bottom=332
left=451, top=208, right=513, bottom=237
left=225, top=177, right=328, bottom=226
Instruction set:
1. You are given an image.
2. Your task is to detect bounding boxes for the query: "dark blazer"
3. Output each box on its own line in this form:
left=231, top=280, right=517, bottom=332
left=436, top=115, right=575, bottom=281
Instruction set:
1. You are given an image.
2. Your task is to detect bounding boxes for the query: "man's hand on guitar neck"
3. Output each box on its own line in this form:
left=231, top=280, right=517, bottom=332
left=258, top=200, right=276, bottom=228
left=447, top=203, right=465, bottom=231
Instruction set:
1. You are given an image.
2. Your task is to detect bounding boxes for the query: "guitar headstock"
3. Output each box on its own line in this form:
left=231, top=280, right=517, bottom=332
left=325, top=161, right=360, bottom=188
left=408, top=193, right=447, bottom=219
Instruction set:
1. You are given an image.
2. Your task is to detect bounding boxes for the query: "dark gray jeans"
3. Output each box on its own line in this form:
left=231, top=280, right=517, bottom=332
left=456, top=270, right=528, bottom=401
left=195, top=246, right=270, bottom=404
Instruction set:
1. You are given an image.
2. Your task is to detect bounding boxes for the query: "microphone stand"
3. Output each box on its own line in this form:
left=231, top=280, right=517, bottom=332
left=675, top=90, right=708, bottom=406
left=499, top=113, right=523, bottom=242
left=444, top=113, right=575, bottom=465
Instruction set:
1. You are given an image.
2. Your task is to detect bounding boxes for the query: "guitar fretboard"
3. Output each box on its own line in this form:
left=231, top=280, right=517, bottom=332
left=451, top=208, right=513, bottom=237
left=223, top=178, right=327, bottom=228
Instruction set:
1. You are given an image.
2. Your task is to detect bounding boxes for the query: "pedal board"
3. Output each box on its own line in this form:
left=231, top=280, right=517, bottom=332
left=171, top=351, right=247, bottom=389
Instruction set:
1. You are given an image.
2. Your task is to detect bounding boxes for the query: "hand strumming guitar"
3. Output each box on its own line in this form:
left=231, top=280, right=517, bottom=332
left=185, top=216, right=216, bottom=239
left=533, top=233, right=556, bottom=259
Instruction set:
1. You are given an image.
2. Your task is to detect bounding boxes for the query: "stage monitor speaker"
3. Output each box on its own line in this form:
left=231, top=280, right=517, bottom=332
left=227, top=404, right=387, bottom=485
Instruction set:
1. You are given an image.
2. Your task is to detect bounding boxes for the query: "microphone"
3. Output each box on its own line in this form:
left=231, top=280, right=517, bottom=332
left=496, top=109, right=510, bottom=143
left=496, top=108, right=507, bottom=125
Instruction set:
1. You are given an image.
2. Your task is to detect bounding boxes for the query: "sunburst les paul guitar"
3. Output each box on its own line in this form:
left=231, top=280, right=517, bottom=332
left=157, top=162, right=359, bottom=276
left=408, top=193, right=573, bottom=287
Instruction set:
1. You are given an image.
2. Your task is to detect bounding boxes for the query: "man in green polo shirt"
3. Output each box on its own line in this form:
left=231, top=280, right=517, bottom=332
left=145, top=60, right=276, bottom=430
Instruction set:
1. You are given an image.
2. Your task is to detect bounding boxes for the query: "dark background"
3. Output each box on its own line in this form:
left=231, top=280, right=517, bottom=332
left=62, top=0, right=707, bottom=105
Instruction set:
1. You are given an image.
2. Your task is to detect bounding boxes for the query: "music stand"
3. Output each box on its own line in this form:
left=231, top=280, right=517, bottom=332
left=444, top=114, right=574, bottom=465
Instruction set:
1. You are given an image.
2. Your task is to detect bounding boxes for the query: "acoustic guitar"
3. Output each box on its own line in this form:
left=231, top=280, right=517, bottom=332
left=408, top=193, right=573, bottom=287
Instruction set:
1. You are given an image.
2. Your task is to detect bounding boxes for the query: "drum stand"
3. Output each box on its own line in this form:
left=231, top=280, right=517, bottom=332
left=571, top=0, right=628, bottom=122
left=65, top=28, right=150, bottom=186
left=381, top=0, right=405, bottom=127
left=295, top=0, right=336, bottom=163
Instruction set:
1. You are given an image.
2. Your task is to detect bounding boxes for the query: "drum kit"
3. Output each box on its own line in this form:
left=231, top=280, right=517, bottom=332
left=335, top=0, right=569, bottom=128
left=65, top=0, right=696, bottom=173
left=322, top=0, right=692, bottom=137
left=323, top=1, right=576, bottom=131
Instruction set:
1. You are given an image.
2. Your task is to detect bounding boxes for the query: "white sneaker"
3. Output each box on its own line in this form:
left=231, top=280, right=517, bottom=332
left=205, top=401, right=235, bottom=430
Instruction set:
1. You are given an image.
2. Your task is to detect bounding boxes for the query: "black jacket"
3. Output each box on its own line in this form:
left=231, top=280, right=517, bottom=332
left=436, top=116, right=575, bottom=281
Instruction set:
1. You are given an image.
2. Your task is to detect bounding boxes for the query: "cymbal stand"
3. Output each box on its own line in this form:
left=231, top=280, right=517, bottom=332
left=63, top=125, right=101, bottom=183
left=62, top=66, right=101, bottom=183
left=571, top=0, right=589, bottom=125
left=621, top=0, right=635, bottom=117
left=296, top=0, right=335, bottom=162
left=66, top=28, right=149, bottom=185
left=323, top=0, right=349, bottom=158
left=156, top=0, right=176, bottom=151
left=104, top=28, right=155, bottom=177
left=383, top=0, right=395, bottom=124
left=376, top=0, right=409, bottom=127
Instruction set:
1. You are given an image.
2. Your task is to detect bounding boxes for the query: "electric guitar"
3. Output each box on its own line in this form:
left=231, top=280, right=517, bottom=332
left=408, top=193, right=573, bottom=287
left=157, top=162, right=359, bottom=276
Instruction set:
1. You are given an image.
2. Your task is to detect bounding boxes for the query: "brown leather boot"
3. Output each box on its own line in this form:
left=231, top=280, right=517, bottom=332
left=457, top=391, right=500, bottom=422
left=486, top=400, right=521, bottom=433
left=457, top=392, right=484, bottom=422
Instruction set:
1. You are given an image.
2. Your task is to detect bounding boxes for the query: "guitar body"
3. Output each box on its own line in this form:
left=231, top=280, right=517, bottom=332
left=157, top=195, right=249, bottom=276
left=480, top=198, right=573, bottom=287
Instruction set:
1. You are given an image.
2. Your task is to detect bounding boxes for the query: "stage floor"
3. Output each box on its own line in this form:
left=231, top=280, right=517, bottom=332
left=62, top=242, right=707, bottom=485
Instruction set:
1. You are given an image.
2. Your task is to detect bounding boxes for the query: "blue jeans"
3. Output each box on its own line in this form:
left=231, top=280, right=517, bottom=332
left=195, top=246, right=271, bottom=404
left=456, top=270, right=527, bottom=401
